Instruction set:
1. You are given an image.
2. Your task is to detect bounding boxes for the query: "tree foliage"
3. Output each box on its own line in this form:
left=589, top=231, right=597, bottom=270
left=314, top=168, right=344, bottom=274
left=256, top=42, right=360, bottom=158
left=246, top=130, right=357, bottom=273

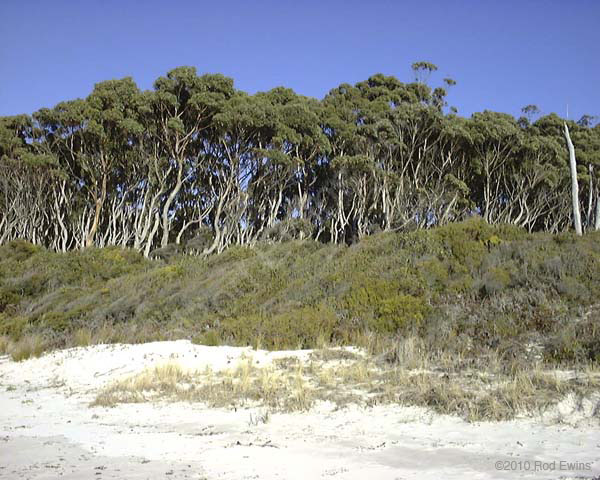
left=1, top=64, right=599, bottom=254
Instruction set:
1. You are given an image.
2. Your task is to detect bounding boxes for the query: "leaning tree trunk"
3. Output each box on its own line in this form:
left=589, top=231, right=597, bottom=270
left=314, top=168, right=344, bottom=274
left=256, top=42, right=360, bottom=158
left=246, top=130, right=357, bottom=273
left=160, top=158, right=184, bottom=248
left=563, top=123, right=582, bottom=236
left=86, top=174, right=107, bottom=247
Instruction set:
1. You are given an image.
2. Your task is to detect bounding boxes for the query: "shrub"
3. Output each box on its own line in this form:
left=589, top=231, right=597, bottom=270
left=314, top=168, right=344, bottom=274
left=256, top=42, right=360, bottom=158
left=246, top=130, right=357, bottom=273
left=0, top=314, right=29, bottom=339
left=183, top=227, right=214, bottom=254
left=0, top=288, right=20, bottom=312
left=149, top=243, right=183, bottom=261
left=0, top=334, right=11, bottom=354
left=222, top=304, right=338, bottom=350
left=1, top=240, right=41, bottom=262
left=0, top=218, right=598, bottom=369
left=340, top=278, right=429, bottom=334
left=213, top=245, right=257, bottom=264
left=478, top=267, right=512, bottom=297
left=192, top=329, right=222, bottom=347
left=556, top=277, right=589, bottom=302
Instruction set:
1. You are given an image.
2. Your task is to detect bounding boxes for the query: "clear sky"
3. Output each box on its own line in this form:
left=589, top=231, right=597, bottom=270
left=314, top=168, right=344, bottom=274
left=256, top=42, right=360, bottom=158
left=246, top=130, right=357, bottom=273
left=1, top=0, right=598, bottom=120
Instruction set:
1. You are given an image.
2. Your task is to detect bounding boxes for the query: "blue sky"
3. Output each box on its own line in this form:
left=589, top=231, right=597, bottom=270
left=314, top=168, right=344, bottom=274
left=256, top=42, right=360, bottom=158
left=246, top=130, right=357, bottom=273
left=1, top=0, right=598, bottom=121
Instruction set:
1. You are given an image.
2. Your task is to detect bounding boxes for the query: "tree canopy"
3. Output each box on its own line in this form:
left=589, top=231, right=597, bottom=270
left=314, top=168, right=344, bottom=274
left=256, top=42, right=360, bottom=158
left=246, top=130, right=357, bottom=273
left=1, top=64, right=599, bottom=254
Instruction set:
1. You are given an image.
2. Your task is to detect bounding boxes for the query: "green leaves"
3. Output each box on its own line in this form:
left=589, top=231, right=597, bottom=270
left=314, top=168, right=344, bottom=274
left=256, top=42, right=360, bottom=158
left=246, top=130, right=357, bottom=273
left=166, top=117, right=185, bottom=134
left=2, top=62, right=599, bottom=254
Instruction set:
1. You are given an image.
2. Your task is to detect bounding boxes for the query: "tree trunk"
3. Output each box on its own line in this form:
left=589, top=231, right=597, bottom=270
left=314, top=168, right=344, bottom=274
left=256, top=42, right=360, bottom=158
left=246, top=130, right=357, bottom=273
left=595, top=192, right=600, bottom=231
left=563, top=123, right=582, bottom=236
left=86, top=174, right=107, bottom=247
left=160, top=158, right=184, bottom=248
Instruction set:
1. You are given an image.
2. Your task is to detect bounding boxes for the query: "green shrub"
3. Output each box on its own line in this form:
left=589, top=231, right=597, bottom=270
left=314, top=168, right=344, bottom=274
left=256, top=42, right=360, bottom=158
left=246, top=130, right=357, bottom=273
left=0, top=288, right=20, bottom=312
left=479, top=267, right=512, bottom=296
left=0, top=219, right=598, bottom=368
left=0, top=314, right=30, bottom=339
left=1, top=240, right=41, bottom=262
left=339, top=278, right=429, bottom=334
left=192, top=329, right=222, bottom=347
left=222, top=304, right=338, bottom=350
left=212, top=245, right=257, bottom=264
left=556, top=276, right=589, bottom=302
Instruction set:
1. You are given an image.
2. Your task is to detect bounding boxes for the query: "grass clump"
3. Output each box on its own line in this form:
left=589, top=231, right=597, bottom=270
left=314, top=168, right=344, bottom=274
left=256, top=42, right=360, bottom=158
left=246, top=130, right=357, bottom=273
left=0, top=334, right=12, bottom=354
left=7, top=334, right=46, bottom=362
left=91, top=349, right=600, bottom=423
left=93, top=357, right=314, bottom=412
left=92, top=363, right=187, bottom=406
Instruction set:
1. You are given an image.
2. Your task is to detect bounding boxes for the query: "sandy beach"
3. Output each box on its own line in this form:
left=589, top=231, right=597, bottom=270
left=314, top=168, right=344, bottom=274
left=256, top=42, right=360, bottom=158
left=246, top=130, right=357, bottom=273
left=1, top=340, right=599, bottom=479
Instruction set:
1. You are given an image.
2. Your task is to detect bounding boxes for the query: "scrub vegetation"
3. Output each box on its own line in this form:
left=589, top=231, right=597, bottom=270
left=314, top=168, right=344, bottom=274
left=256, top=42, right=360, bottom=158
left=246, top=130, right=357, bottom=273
left=1, top=218, right=599, bottom=370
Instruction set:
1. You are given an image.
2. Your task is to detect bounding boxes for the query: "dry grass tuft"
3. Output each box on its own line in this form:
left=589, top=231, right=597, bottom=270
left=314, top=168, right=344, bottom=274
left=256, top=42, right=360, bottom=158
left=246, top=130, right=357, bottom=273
left=377, top=336, right=430, bottom=369
left=8, top=334, right=46, bottom=362
left=0, top=335, right=12, bottom=355
left=93, top=357, right=314, bottom=412
left=72, top=328, right=93, bottom=347
left=92, top=363, right=188, bottom=407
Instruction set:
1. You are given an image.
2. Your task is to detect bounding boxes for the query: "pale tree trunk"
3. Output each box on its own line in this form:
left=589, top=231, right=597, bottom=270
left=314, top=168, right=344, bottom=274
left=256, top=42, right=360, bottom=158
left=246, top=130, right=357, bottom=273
left=161, top=157, right=184, bottom=248
left=595, top=193, right=600, bottom=231
left=144, top=213, right=161, bottom=258
left=586, top=164, right=594, bottom=228
left=86, top=173, right=107, bottom=247
left=563, top=123, right=582, bottom=236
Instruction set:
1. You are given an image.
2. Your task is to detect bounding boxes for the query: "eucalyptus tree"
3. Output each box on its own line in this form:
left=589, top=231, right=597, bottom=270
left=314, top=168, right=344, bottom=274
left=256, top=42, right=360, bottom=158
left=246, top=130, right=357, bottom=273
left=563, top=122, right=583, bottom=235
left=0, top=115, right=51, bottom=245
left=33, top=78, right=143, bottom=248
left=85, top=78, right=145, bottom=247
left=412, top=61, right=438, bottom=84
left=422, top=114, right=473, bottom=226
left=149, top=67, right=234, bottom=248
left=495, top=132, right=565, bottom=231
left=202, top=90, right=278, bottom=252
left=321, top=81, right=373, bottom=242
left=272, top=93, right=330, bottom=232
left=322, top=73, right=454, bottom=240
left=531, top=114, right=588, bottom=233
left=34, top=100, right=92, bottom=248
left=466, top=111, right=525, bottom=224
left=571, top=123, right=600, bottom=231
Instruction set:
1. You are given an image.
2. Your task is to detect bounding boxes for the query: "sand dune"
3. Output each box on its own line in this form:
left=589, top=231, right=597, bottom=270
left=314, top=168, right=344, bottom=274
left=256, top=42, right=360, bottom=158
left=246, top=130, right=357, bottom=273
left=1, top=340, right=598, bottom=479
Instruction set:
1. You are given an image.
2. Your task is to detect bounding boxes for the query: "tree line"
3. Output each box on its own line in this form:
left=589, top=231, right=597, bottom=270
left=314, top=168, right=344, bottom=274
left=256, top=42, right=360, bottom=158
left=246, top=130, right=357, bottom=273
left=1, top=64, right=599, bottom=255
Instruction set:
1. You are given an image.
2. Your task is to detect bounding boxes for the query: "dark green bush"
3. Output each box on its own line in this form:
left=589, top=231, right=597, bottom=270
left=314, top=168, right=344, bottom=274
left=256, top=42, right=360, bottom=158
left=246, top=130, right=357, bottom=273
left=1, top=240, right=42, bottom=262
left=222, top=304, right=338, bottom=349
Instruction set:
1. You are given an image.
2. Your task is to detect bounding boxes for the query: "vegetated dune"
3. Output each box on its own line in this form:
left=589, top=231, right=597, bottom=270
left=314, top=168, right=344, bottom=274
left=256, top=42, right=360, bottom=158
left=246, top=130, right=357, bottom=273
left=1, top=218, right=599, bottom=365
left=1, top=219, right=600, bottom=477
left=1, top=340, right=599, bottom=480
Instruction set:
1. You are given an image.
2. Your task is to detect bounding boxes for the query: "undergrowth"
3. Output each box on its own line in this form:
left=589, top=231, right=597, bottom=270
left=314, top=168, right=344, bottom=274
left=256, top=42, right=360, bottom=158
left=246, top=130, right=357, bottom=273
left=1, top=217, right=599, bottom=368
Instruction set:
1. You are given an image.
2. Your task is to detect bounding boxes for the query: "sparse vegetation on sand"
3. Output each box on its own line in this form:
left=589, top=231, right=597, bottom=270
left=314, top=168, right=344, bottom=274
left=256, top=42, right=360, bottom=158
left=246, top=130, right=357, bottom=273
left=92, top=345, right=600, bottom=422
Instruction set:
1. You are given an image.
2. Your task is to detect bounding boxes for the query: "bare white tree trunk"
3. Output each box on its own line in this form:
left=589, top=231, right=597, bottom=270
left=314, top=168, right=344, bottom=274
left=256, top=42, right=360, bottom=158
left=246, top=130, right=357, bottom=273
left=563, top=123, right=582, bottom=236
left=595, top=193, right=600, bottom=231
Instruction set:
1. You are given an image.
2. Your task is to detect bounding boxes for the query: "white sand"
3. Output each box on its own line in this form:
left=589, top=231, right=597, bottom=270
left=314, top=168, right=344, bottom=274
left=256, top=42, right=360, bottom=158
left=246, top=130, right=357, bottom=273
left=1, top=340, right=599, bottom=479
